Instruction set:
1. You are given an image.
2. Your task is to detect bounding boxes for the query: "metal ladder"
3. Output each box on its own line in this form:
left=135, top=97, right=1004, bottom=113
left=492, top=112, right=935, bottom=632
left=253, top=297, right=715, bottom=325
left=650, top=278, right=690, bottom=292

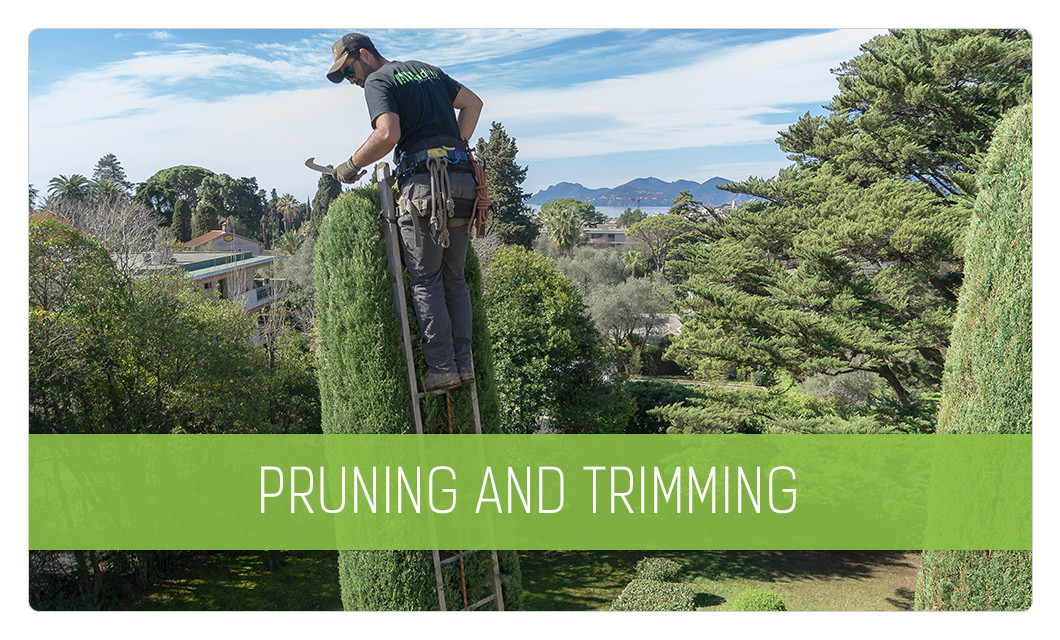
left=375, top=163, right=505, bottom=612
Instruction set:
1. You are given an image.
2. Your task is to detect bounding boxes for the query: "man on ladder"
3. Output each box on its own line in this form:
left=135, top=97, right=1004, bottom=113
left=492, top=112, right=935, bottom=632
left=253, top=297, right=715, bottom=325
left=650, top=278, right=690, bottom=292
left=327, top=32, right=484, bottom=395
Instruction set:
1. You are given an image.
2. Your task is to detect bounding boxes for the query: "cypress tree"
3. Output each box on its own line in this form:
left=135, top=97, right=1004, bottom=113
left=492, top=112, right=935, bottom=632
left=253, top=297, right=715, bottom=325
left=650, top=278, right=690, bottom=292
left=914, top=104, right=1031, bottom=610
left=172, top=199, right=192, bottom=243
left=314, top=185, right=521, bottom=610
left=475, top=122, right=538, bottom=247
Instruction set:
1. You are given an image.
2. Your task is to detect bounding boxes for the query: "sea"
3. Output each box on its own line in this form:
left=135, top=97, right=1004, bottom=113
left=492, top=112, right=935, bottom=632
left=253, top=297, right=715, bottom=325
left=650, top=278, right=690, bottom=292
left=525, top=204, right=673, bottom=219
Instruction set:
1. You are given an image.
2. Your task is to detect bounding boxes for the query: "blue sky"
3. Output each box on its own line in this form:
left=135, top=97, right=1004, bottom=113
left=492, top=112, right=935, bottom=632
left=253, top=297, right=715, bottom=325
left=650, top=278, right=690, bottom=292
left=28, top=27, right=888, bottom=202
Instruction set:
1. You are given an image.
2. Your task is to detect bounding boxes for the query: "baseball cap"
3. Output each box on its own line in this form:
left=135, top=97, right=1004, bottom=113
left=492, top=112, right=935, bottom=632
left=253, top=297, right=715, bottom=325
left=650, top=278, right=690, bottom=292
left=327, top=32, right=374, bottom=83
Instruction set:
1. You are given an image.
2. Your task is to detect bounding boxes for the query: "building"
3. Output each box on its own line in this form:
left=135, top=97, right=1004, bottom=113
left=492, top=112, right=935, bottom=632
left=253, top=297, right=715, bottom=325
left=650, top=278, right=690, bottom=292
left=184, top=218, right=263, bottom=255
left=584, top=219, right=629, bottom=251
left=174, top=250, right=286, bottom=313
left=135, top=218, right=286, bottom=313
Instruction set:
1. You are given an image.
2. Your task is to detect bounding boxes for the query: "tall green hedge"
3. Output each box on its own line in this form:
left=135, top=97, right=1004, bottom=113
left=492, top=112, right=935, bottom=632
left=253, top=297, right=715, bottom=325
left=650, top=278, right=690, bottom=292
left=314, top=185, right=521, bottom=610
left=914, top=104, right=1032, bottom=611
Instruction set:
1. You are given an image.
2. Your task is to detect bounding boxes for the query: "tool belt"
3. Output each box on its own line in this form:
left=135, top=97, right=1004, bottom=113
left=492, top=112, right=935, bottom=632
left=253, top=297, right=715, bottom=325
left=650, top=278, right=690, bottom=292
left=396, top=146, right=471, bottom=178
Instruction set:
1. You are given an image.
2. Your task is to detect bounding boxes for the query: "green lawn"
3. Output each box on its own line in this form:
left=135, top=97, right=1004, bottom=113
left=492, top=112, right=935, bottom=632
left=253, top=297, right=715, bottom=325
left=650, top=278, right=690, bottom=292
left=126, top=549, right=918, bottom=611
left=518, top=550, right=920, bottom=611
left=127, top=551, right=341, bottom=611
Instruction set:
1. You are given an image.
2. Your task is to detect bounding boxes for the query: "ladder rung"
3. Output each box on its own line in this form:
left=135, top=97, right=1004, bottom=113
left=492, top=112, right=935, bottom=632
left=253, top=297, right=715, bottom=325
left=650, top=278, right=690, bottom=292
left=467, top=594, right=496, bottom=610
left=439, top=550, right=477, bottom=566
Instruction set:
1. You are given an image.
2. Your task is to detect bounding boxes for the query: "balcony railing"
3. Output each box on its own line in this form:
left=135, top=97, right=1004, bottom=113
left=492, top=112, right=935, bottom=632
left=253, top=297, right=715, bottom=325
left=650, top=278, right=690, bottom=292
left=239, top=280, right=288, bottom=311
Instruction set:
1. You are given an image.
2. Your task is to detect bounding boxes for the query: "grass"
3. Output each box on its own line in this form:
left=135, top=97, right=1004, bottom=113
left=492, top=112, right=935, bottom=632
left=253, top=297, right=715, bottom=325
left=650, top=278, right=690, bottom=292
left=125, top=549, right=919, bottom=611
left=126, top=551, right=341, bottom=611
left=518, top=550, right=920, bottom=611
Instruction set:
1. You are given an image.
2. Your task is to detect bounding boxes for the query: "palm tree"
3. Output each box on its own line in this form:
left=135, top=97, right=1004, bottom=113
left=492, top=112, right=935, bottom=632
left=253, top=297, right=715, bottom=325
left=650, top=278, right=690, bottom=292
left=276, top=194, right=299, bottom=233
left=46, top=174, right=91, bottom=207
left=90, top=177, right=129, bottom=204
left=541, top=203, right=579, bottom=257
left=29, top=184, right=40, bottom=211
left=623, top=250, right=646, bottom=278
left=277, top=229, right=304, bottom=256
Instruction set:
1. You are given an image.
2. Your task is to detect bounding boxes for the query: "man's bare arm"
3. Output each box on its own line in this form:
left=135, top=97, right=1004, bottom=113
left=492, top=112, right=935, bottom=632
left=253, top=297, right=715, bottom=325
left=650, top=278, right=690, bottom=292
left=351, top=112, right=401, bottom=168
left=453, top=87, right=483, bottom=143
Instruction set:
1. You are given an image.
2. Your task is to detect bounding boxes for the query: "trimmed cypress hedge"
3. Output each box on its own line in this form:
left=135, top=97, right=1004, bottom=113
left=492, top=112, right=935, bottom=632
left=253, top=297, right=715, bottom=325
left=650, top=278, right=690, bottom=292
left=635, top=557, right=683, bottom=581
left=731, top=588, right=786, bottom=611
left=914, top=104, right=1032, bottom=611
left=610, top=556, right=692, bottom=611
left=611, top=579, right=695, bottom=611
left=314, top=185, right=521, bottom=610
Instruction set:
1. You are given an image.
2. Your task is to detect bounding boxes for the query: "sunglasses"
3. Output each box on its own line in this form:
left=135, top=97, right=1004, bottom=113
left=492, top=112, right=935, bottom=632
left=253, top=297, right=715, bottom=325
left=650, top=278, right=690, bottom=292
left=342, top=56, right=360, bottom=79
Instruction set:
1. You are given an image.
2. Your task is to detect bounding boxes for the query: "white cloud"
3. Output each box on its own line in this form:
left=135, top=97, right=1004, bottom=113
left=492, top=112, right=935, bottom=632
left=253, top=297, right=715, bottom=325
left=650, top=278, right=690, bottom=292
left=147, top=30, right=174, bottom=41
left=481, top=29, right=884, bottom=161
left=365, top=29, right=604, bottom=69
left=28, top=28, right=887, bottom=197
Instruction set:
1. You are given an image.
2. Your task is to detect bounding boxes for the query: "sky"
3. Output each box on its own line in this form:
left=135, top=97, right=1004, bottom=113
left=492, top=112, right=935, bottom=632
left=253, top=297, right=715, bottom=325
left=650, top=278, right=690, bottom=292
left=28, top=27, right=889, bottom=203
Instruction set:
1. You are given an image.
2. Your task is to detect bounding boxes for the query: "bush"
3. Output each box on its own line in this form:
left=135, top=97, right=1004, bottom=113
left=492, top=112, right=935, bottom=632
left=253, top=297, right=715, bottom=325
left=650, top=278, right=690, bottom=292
left=610, top=579, right=695, bottom=611
left=484, top=245, right=615, bottom=434
left=635, top=557, right=682, bottom=581
left=731, top=588, right=786, bottom=611
left=623, top=381, right=699, bottom=434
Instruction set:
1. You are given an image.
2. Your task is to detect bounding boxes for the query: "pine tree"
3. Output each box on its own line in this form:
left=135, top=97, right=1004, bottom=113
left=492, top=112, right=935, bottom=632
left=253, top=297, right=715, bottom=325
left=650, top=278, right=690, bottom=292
left=666, top=29, right=1031, bottom=429
left=475, top=122, right=538, bottom=247
left=92, top=153, right=132, bottom=193
left=313, top=186, right=522, bottom=610
left=134, top=165, right=215, bottom=226
left=914, top=104, right=1031, bottom=611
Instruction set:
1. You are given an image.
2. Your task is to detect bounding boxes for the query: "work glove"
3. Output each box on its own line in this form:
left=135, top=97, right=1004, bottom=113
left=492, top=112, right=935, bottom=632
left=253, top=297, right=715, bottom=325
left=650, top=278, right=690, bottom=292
left=333, top=158, right=366, bottom=184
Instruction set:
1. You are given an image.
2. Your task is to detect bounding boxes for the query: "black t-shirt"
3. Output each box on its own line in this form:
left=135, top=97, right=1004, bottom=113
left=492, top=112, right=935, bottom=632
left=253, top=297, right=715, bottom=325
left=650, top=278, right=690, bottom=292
left=364, top=60, right=464, bottom=158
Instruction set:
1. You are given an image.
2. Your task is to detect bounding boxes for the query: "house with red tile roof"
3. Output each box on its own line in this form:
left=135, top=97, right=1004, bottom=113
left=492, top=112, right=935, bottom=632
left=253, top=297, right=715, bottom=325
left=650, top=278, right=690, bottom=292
left=184, top=218, right=262, bottom=255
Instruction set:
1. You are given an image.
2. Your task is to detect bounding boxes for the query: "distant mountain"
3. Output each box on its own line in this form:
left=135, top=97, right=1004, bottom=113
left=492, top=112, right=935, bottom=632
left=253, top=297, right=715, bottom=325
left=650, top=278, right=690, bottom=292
left=528, top=181, right=611, bottom=202
left=529, top=176, right=755, bottom=209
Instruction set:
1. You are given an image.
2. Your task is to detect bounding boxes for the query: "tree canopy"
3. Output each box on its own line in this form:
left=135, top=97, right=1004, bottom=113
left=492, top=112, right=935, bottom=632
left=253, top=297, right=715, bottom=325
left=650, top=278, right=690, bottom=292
left=193, top=173, right=265, bottom=238
left=134, top=165, right=216, bottom=226
left=29, top=215, right=284, bottom=434
left=665, top=29, right=1031, bottom=430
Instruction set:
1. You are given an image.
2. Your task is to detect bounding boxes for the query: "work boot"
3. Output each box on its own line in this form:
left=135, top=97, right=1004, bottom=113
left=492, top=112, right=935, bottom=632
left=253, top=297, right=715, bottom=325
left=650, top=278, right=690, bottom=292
left=458, top=369, right=475, bottom=386
left=424, top=370, right=461, bottom=395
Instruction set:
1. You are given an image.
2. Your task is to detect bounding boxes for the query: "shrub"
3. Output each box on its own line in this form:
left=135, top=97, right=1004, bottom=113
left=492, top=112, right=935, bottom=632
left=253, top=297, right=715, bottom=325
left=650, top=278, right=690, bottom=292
left=635, top=557, right=682, bottom=581
left=610, top=579, right=694, bottom=611
left=623, top=381, right=699, bottom=434
left=731, top=588, right=786, bottom=611
left=484, top=245, right=621, bottom=434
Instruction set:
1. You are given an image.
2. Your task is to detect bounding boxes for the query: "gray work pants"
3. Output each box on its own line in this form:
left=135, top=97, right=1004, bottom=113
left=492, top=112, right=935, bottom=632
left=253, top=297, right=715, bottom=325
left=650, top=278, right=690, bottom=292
left=397, top=214, right=473, bottom=376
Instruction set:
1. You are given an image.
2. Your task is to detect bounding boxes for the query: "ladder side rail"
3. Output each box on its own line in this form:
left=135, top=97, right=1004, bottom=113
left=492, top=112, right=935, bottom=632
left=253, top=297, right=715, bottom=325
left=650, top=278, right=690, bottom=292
left=376, top=163, right=425, bottom=434
left=430, top=549, right=448, bottom=610
left=377, top=163, right=446, bottom=609
left=490, top=550, right=505, bottom=611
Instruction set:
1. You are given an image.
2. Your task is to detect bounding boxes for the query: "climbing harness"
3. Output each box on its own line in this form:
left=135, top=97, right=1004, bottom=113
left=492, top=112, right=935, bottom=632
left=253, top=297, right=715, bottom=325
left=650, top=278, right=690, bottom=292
left=376, top=162, right=505, bottom=612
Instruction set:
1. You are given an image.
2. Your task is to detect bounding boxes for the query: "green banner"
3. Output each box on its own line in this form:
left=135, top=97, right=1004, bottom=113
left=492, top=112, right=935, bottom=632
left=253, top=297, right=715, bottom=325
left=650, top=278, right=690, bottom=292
left=28, top=434, right=1030, bottom=550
